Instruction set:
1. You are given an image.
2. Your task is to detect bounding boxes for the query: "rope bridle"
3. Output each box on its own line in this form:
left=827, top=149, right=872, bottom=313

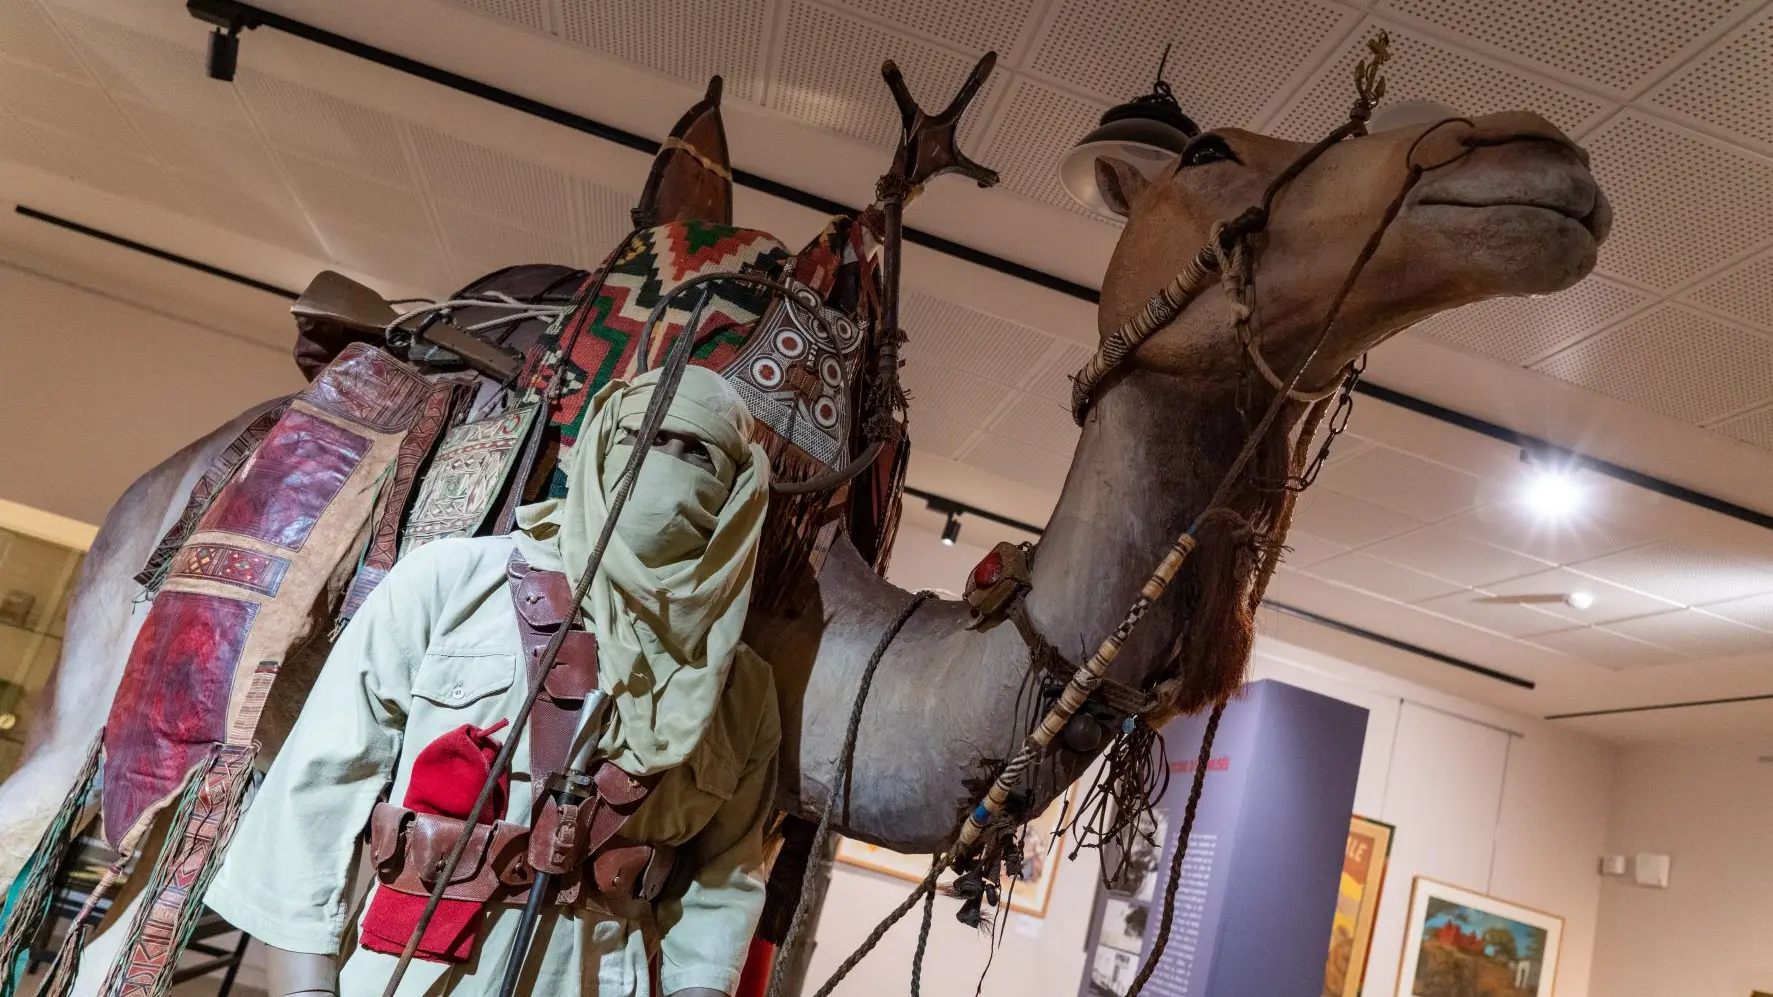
left=794, top=32, right=1496, bottom=997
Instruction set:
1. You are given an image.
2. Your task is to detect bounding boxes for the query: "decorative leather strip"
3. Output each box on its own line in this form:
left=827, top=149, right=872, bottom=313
left=136, top=401, right=290, bottom=591
left=400, top=404, right=539, bottom=557
left=168, top=544, right=291, bottom=598
left=225, top=660, right=280, bottom=745
left=197, top=411, right=371, bottom=553
left=303, top=341, right=432, bottom=433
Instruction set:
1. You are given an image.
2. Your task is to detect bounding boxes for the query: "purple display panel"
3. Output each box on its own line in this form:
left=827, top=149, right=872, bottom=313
left=1080, top=680, right=1367, bottom=997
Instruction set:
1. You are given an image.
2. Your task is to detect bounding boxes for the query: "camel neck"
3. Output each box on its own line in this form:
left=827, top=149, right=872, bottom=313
left=1022, top=369, right=1266, bottom=686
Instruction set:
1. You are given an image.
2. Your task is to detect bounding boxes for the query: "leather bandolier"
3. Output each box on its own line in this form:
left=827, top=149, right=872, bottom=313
left=367, top=555, right=676, bottom=911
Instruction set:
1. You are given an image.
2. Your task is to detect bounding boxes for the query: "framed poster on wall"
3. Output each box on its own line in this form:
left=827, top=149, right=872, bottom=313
left=835, top=785, right=1077, bottom=917
left=1323, top=815, right=1394, bottom=997
left=1395, top=878, right=1563, bottom=997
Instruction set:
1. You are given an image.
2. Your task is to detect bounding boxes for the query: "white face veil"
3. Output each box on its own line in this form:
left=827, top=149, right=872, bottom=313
left=515, top=366, right=770, bottom=774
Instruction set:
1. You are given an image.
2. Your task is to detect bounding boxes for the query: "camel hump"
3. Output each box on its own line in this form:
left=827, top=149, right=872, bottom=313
left=633, top=76, right=733, bottom=230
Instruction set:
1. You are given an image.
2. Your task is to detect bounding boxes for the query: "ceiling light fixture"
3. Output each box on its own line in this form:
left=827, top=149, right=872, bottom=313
left=1519, top=449, right=1586, bottom=520
left=187, top=0, right=258, bottom=83
left=941, top=510, right=962, bottom=546
left=1058, top=44, right=1200, bottom=214
left=1565, top=591, right=1596, bottom=611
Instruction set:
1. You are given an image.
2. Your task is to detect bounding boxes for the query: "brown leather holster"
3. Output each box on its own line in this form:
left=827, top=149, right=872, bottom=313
left=367, top=554, right=674, bottom=911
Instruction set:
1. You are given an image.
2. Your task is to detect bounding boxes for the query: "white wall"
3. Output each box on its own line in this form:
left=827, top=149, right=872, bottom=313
left=0, top=262, right=303, bottom=525
left=1588, top=738, right=1773, bottom=997
left=802, top=524, right=1616, bottom=997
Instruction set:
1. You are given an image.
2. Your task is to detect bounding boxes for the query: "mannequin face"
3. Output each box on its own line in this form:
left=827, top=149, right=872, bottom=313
left=619, top=428, right=716, bottom=474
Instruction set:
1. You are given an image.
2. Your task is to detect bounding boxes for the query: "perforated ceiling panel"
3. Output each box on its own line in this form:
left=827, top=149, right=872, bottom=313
left=181, top=185, right=323, bottom=257
left=1526, top=625, right=1679, bottom=670
left=1646, top=6, right=1773, bottom=151
left=22, top=123, right=191, bottom=215
left=0, top=59, right=144, bottom=158
left=1315, top=445, right=1481, bottom=522
left=1713, top=404, right=1773, bottom=450
left=1292, top=489, right=1423, bottom=548
left=827, top=0, right=1039, bottom=55
left=1687, top=251, right=1773, bottom=332
left=55, top=12, right=255, bottom=134
left=771, top=0, right=995, bottom=150
left=1412, top=274, right=1654, bottom=366
left=442, top=0, right=549, bottom=32
left=319, top=219, right=457, bottom=293
left=434, top=204, right=576, bottom=285
left=555, top=0, right=769, bottom=102
left=1533, top=304, right=1773, bottom=426
left=573, top=177, right=633, bottom=261
left=1267, top=23, right=1609, bottom=141
left=1377, top=0, right=1757, bottom=95
left=1364, top=526, right=1553, bottom=587
left=1703, top=591, right=1773, bottom=630
left=959, top=435, right=1069, bottom=492
left=276, top=153, right=437, bottom=250
left=900, top=357, right=1012, bottom=427
left=0, top=0, right=87, bottom=81
left=983, top=392, right=1080, bottom=454
left=900, top=291, right=1053, bottom=385
left=123, top=102, right=293, bottom=207
left=236, top=71, right=415, bottom=187
left=1586, top=111, right=1773, bottom=291
left=408, top=126, right=576, bottom=241
left=907, top=413, right=980, bottom=460
left=976, top=77, right=1111, bottom=216
left=1607, top=609, right=1771, bottom=658
left=1571, top=541, right=1773, bottom=606
left=1026, top=340, right=1095, bottom=406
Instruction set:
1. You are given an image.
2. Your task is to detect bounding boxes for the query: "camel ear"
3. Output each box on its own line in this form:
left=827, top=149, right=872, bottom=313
left=1095, top=157, right=1148, bottom=217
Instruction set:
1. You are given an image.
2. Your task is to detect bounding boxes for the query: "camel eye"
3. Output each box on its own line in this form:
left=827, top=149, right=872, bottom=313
left=1179, top=134, right=1239, bottom=168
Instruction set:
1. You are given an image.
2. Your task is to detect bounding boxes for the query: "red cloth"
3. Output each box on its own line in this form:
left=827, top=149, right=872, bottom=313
left=360, top=720, right=509, bottom=963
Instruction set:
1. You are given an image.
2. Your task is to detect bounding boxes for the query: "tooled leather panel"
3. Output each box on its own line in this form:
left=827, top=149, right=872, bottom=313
left=197, top=410, right=371, bottom=552
left=303, top=342, right=432, bottom=433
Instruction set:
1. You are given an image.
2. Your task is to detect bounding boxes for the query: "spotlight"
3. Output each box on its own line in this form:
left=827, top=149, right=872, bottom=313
left=187, top=1, right=257, bottom=83
left=941, top=511, right=961, bottom=546
left=1519, top=449, right=1585, bottom=519
left=1565, top=591, right=1596, bottom=611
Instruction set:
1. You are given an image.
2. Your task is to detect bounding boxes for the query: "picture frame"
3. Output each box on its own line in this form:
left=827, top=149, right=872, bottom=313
left=1395, top=878, right=1563, bottom=997
left=1324, top=815, right=1395, bottom=997
left=835, top=784, right=1078, bottom=918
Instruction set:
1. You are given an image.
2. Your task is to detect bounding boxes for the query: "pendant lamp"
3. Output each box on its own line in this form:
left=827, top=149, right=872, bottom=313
left=1058, top=45, right=1199, bottom=215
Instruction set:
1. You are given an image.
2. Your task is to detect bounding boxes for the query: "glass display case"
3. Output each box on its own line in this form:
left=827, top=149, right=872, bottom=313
left=0, top=526, right=84, bottom=780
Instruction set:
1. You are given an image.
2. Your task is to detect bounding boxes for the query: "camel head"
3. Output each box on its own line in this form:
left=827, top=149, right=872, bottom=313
left=1093, top=110, right=1612, bottom=394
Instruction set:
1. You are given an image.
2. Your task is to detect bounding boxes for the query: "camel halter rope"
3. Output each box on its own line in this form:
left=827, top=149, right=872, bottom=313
left=794, top=35, right=1487, bottom=997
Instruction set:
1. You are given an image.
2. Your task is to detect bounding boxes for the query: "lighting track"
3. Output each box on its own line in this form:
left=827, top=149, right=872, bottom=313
left=14, top=205, right=298, bottom=298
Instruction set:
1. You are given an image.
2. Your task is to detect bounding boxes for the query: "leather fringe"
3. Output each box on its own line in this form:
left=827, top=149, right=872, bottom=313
left=0, top=736, right=104, bottom=997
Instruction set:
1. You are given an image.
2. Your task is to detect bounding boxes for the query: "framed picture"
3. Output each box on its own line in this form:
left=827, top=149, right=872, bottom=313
left=1324, top=815, right=1394, bottom=997
left=1395, top=878, right=1563, bottom=997
left=835, top=785, right=1078, bottom=917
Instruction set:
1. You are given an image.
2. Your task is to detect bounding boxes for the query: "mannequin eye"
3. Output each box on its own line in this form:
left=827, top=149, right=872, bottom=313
left=1178, top=134, right=1239, bottom=169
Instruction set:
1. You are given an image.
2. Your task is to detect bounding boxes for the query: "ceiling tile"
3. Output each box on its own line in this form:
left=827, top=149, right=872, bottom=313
left=1701, top=591, right=1773, bottom=631
left=1442, top=502, right=1646, bottom=565
left=1527, top=625, right=1682, bottom=669
left=1269, top=22, right=1609, bottom=141
left=555, top=0, right=768, bottom=102
left=572, top=176, right=634, bottom=263
left=278, top=152, right=438, bottom=250
left=121, top=102, right=293, bottom=206
left=1606, top=608, right=1772, bottom=658
left=983, top=392, right=1080, bottom=454
left=907, top=413, right=980, bottom=460
left=1712, top=404, right=1773, bottom=451
left=827, top=0, right=1039, bottom=55
left=317, top=219, right=457, bottom=295
left=1645, top=6, right=1773, bottom=152
left=1484, top=567, right=1680, bottom=624
left=901, top=357, right=1012, bottom=426
left=771, top=0, right=997, bottom=150
left=409, top=125, right=577, bottom=240
left=23, top=122, right=190, bottom=214
left=54, top=11, right=254, bottom=133
left=0, top=0, right=88, bottom=81
left=1305, top=552, right=1466, bottom=603
left=1571, top=541, right=1773, bottom=606
left=434, top=204, right=576, bottom=284
left=975, top=77, right=1111, bottom=218
left=1292, top=489, right=1423, bottom=548
left=900, top=292, right=1055, bottom=387
left=0, top=59, right=144, bottom=157
left=1028, top=0, right=1352, bottom=127
left=1685, top=249, right=1773, bottom=333
left=442, top=0, right=548, bottom=32
left=1365, top=526, right=1553, bottom=586
left=1280, top=529, right=1350, bottom=568
left=236, top=70, right=414, bottom=187
left=1316, top=445, right=1480, bottom=521
left=0, top=108, right=59, bottom=172
left=1411, top=274, right=1654, bottom=366
left=178, top=177, right=325, bottom=257
left=1533, top=304, right=1773, bottom=426
left=1415, top=589, right=1571, bottom=637
left=1585, top=112, right=1773, bottom=291
left=960, top=434, right=1070, bottom=492
left=1378, top=0, right=1758, bottom=96
left=1025, top=339, right=1094, bottom=406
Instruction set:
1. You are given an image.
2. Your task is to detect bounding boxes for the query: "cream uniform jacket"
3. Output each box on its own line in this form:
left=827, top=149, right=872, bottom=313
left=207, top=530, right=780, bottom=997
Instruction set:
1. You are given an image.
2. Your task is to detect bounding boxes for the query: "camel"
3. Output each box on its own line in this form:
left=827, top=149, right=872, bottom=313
left=0, top=96, right=1608, bottom=921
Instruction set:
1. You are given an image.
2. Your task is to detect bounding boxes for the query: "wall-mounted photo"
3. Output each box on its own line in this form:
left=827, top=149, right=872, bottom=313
left=1324, top=815, right=1394, bottom=997
left=1396, top=878, right=1563, bottom=997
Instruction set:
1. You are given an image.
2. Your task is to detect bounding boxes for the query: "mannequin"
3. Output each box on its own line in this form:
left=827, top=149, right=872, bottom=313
left=210, top=367, right=777, bottom=997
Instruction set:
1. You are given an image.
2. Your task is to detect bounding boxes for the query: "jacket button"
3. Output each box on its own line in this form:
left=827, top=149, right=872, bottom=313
left=448, top=686, right=465, bottom=701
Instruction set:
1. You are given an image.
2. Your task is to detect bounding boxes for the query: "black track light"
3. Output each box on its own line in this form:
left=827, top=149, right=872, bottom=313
left=187, top=0, right=258, bottom=83
left=941, top=511, right=961, bottom=546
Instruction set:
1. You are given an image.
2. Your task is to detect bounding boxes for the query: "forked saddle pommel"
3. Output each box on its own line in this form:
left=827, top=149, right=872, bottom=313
left=880, top=52, right=1001, bottom=193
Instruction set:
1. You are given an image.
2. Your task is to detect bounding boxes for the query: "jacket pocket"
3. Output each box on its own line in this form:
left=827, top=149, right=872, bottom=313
left=410, top=649, right=516, bottom=709
left=687, top=714, right=740, bottom=802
